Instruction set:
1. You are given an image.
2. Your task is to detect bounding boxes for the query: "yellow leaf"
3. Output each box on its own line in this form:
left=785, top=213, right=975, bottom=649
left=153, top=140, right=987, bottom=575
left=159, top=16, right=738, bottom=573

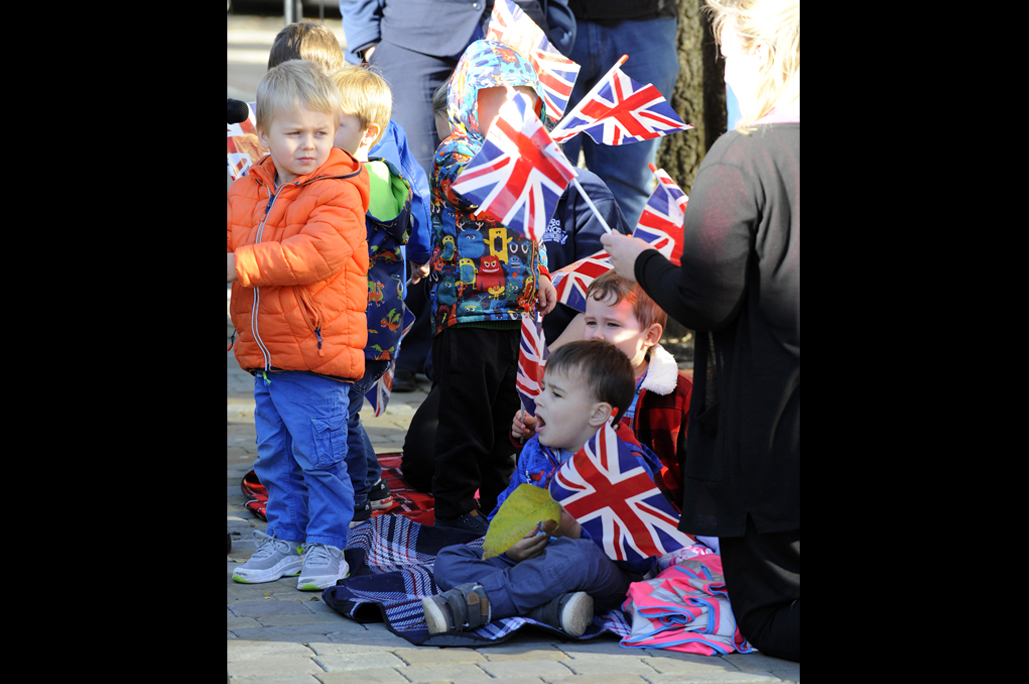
left=482, top=484, right=561, bottom=558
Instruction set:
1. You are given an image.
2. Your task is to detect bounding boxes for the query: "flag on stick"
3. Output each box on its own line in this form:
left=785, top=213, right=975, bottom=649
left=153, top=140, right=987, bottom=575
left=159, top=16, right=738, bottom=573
left=632, top=164, right=688, bottom=267
left=227, top=102, right=269, bottom=180
left=550, top=421, right=693, bottom=563
left=451, top=91, right=577, bottom=243
left=485, top=0, right=581, bottom=121
left=515, top=314, right=549, bottom=417
left=550, top=55, right=692, bottom=145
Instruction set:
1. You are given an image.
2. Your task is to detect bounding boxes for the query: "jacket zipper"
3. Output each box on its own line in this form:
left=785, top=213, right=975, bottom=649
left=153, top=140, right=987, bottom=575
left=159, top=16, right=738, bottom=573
left=250, top=185, right=280, bottom=371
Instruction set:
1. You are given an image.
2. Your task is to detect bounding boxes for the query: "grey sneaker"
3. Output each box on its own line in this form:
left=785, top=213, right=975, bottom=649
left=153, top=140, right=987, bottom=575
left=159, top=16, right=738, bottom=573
left=297, top=543, right=349, bottom=591
left=527, top=591, right=594, bottom=636
left=232, top=530, right=304, bottom=584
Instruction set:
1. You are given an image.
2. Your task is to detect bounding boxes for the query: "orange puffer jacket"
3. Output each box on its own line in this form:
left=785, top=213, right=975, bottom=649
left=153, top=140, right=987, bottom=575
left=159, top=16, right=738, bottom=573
left=228, top=147, right=370, bottom=382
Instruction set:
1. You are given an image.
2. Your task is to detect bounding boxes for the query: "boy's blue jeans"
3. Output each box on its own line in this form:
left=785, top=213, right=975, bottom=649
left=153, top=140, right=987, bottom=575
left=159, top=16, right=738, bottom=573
left=433, top=537, right=636, bottom=620
left=346, top=360, right=389, bottom=508
left=253, top=371, right=354, bottom=549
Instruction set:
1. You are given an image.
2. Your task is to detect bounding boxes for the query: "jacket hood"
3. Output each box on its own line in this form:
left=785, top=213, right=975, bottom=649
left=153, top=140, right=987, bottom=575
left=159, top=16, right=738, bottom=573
left=447, top=40, right=546, bottom=144
left=248, top=146, right=365, bottom=190
left=641, top=344, right=680, bottom=396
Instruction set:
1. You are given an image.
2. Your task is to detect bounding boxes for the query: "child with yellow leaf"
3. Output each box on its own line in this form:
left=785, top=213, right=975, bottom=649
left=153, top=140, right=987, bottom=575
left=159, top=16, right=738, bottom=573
left=421, top=340, right=666, bottom=637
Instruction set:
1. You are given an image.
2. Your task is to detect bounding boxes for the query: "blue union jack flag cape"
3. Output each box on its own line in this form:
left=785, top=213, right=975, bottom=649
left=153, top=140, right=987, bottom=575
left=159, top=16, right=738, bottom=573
left=451, top=91, right=577, bottom=243
left=550, top=422, right=693, bottom=564
left=485, top=0, right=580, bottom=121
left=550, top=56, right=692, bottom=146
left=632, top=165, right=688, bottom=267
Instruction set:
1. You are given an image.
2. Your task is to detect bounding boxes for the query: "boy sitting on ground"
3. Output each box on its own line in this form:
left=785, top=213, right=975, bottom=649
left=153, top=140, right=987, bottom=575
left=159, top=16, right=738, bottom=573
left=422, top=339, right=665, bottom=637
left=512, top=270, right=693, bottom=510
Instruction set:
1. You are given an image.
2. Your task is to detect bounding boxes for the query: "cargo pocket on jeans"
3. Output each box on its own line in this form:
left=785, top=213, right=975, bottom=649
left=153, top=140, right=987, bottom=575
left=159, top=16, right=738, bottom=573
left=310, top=407, right=347, bottom=469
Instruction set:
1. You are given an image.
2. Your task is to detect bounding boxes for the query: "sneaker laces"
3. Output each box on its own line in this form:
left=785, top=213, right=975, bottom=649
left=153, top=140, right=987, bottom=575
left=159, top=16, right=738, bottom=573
left=250, top=531, right=295, bottom=560
left=303, top=543, right=341, bottom=568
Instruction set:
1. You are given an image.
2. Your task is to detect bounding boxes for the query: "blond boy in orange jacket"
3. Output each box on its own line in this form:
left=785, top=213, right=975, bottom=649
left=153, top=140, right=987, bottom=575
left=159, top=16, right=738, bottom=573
left=227, top=60, right=370, bottom=591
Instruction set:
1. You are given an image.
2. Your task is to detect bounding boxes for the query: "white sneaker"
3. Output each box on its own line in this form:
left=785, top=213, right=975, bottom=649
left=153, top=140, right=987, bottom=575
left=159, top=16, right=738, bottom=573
left=232, top=530, right=304, bottom=584
left=297, top=543, right=349, bottom=591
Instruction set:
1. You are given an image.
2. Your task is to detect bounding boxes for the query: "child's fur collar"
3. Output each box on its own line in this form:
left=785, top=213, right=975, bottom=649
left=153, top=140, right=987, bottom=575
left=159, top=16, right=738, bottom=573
left=640, top=343, right=679, bottom=396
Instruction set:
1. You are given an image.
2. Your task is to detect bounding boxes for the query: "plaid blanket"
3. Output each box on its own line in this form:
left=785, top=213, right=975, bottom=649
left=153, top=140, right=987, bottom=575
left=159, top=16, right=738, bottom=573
left=322, top=514, right=633, bottom=647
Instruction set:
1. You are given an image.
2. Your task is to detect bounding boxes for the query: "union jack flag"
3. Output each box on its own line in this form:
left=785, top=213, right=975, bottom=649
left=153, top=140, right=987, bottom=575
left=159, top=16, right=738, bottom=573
left=363, top=304, right=417, bottom=417
left=451, top=91, right=577, bottom=243
left=550, top=55, right=692, bottom=145
left=632, top=164, right=688, bottom=267
left=515, top=313, right=549, bottom=417
left=550, top=250, right=612, bottom=313
left=227, top=101, right=269, bottom=180
left=485, top=0, right=580, bottom=121
left=550, top=422, right=693, bottom=563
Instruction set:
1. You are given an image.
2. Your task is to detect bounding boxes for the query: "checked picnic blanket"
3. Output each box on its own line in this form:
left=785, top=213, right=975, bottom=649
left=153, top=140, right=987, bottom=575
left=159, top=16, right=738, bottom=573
left=321, top=514, right=633, bottom=647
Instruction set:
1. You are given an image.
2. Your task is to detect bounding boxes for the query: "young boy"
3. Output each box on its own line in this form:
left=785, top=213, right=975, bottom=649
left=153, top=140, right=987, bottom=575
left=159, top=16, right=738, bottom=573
left=512, top=270, right=693, bottom=510
left=422, top=340, right=664, bottom=637
left=228, top=59, right=370, bottom=590
left=427, top=40, right=558, bottom=534
left=328, top=64, right=417, bottom=525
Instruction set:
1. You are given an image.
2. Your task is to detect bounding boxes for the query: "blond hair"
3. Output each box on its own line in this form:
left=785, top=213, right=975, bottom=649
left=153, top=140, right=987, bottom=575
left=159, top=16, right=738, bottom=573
left=586, top=269, right=667, bottom=332
left=329, top=64, right=393, bottom=148
left=256, top=60, right=343, bottom=133
left=267, top=21, right=345, bottom=74
left=706, top=0, right=799, bottom=131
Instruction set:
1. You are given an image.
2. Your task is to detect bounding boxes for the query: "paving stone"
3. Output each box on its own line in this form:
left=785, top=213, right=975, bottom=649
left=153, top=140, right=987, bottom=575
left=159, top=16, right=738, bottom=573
left=392, top=647, right=486, bottom=666
left=314, top=652, right=408, bottom=672
left=257, top=611, right=354, bottom=627
left=227, top=640, right=316, bottom=661
left=550, top=653, right=656, bottom=677
left=638, top=651, right=780, bottom=681
left=228, top=617, right=262, bottom=630
left=314, top=668, right=411, bottom=684
left=538, top=675, right=649, bottom=684
left=229, top=675, right=321, bottom=684
left=230, top=601, right=312, bottom=618
left=479, top=658, right=576, bottom=679
left=390, top=662, right=489, bottom=683
left=227, top=655, right=322, bottom=679
left=722, top=652, right=799, bottom=683
left=478, top=646, right=568, bottom=662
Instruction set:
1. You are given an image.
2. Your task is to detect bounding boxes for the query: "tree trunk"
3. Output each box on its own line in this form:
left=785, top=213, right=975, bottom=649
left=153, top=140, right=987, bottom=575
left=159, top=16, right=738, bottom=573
left=656, top=0, right=725, bottom=196
left=655, top=1, right=726, bottom=359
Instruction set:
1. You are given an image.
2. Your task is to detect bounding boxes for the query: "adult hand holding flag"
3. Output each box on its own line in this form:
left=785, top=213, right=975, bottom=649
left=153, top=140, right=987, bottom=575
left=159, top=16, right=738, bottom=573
left=451, top=90, right=578, bottom=244
left=550, top=55, right=693, bottom=146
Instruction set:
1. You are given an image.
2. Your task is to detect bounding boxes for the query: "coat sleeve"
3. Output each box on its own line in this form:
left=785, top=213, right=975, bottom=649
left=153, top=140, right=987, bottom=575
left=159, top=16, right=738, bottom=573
left=234, top=184, right=368, bottom=288
left=339, top=0, right=385, bottom=64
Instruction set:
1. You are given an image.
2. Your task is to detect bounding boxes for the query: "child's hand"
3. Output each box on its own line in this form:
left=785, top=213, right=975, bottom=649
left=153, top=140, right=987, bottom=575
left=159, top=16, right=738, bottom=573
left=511, top=408, right=539, bottom=441
left=410, top=262, right=430, bottom=285
left=227, top=253, right=237, bottom=283
left=553, top=507, right=582, bottom=539
left=505, top=521, right=554, bottom=562
left=537, top=274, right=557, bottom=315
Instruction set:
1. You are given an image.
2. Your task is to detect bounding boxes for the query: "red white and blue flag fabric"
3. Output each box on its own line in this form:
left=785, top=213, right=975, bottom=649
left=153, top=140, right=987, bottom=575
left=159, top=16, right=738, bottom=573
left=550, top=250, right=612, bottom=313
left=550, top=422, right=693, bottom=563
left=364, top=304, right=417, bottom=417
left=227, top=101, right=269, bottom=180
left=632, top=164, right=688, bottom=267
left=451, top=91, right=578, bottom=243
left=515, top=314, right=549, bottom=417
left=485, top=0, right=581, bottom=122
left=550, top=55, right=692, bottom=145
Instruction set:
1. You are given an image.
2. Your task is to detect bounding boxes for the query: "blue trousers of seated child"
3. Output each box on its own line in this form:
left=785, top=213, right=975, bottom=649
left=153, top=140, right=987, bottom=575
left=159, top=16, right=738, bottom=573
left=253, top=371, right=354, bottom=549
left=433, top=537, right=638, bottom=621
left=346, top=359, right=389, bottom=509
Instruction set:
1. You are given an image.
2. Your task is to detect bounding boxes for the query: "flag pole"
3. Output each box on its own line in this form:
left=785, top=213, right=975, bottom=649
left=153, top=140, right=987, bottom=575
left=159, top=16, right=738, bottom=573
left=569, top=175, right=612, bottom=234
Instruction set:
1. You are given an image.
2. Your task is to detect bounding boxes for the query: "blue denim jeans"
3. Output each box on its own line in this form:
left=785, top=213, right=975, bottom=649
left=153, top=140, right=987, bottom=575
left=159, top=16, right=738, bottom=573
left=346, top=360, right=389, bottom=508
left=562, top=17, right=681, bottom=226
left=253, top=371, right=354, bottom=549
left=433, top=537, right=637, bottom=619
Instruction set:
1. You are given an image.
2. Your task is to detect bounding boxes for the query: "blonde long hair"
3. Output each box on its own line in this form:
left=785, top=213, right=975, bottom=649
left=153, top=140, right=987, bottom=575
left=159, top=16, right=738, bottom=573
left=707, top=0, right=799, bottom=131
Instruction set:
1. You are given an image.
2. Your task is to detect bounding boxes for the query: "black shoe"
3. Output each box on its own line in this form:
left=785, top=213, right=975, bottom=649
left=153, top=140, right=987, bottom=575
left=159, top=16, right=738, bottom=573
left=393, top=368, right=417, bottom=393
left=434, top=511, right=489, bottom=537
left=368, top=478, right=393, bottom=510
left=527, top=592, right=594, bottom=636
left=350, top=502, right=371, bottom=528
